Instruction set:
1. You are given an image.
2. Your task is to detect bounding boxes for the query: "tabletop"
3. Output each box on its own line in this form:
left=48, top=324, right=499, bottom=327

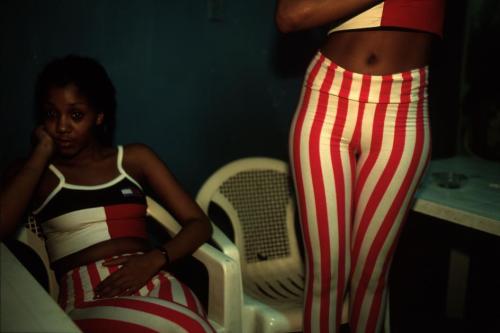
left=413, top=155, right=500, bottom=236
left=0, top=243, right=81, bottom=333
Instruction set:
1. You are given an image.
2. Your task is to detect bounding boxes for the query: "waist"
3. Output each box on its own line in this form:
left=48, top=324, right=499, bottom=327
left=321, top=29, right=434, bottom=75
left=303, top=51, right=428, bottom=104
left=53, top=237, right=151, bottom=278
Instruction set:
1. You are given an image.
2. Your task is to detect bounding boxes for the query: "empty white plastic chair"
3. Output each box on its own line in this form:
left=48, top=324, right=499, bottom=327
left=196, top=157, right=392, bottom=333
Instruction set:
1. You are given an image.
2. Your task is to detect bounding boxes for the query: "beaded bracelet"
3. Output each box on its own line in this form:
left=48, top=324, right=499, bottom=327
left=155, top=245, right=170, bottom=265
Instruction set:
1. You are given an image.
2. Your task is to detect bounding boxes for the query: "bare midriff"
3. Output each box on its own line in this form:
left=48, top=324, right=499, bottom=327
left=321, top=29, right=435, bottom=75
left=52, top=237, right=151, bottom=279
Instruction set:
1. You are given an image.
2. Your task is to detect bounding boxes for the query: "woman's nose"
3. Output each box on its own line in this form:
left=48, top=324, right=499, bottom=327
left=56, top=116, right=70, bottom=133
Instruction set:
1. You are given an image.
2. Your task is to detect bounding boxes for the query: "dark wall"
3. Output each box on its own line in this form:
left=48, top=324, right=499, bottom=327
left=1, top=0, right=470, bottom=195
left=0, top=0, right=305, bottom=194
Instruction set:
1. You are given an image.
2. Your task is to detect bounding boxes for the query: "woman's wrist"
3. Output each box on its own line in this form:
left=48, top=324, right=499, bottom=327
left=153, top=245, right=170, bottom=266
left=32, top=141, right=54, bottom=163
left=24, top=146, right=52, bottom=174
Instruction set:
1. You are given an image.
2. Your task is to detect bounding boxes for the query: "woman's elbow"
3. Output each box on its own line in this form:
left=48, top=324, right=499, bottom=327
left=275, top=4, right=311, bottom=33
left=200, top=217, right=213, bottom=243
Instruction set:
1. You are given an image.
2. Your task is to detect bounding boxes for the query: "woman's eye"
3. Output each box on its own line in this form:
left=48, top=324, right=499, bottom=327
left=71, top=111, right=84, bottom=121
left=45, top=109, right=56, bottom=118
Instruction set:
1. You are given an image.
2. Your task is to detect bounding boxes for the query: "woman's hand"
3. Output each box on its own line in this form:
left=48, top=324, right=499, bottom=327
left=32, top=125, right=55, bottom=158
left=94, top=251, right=167, bottom=299
left=276, top=0, right=380, bottom=33
left=0, top=126, right=55, bottom=239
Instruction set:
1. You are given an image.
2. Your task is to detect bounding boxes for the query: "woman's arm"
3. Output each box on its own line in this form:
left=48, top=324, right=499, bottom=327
left=0, top=127, right=54, bottom=239
left=275, top=0, right=380, bottom=33
left=94, top=144, right=212, bottom=298
left=126, top=144, right=212, bottom=264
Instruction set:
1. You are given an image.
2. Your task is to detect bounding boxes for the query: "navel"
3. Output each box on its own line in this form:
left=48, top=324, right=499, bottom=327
left=366, top=53, right=378, bottom=66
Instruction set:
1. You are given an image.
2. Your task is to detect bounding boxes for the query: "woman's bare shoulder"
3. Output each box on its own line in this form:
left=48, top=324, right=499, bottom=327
left=122, top=143, right=158, bottom=161
left=121, top=143, right=167, bottom=182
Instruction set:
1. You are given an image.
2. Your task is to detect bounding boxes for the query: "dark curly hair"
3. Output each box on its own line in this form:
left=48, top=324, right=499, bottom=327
left=35, top=55, right=116, bottom=146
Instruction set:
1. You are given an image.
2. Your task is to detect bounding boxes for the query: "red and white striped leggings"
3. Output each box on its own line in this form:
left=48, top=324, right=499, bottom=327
left=58, top=257, right=214, bottom=333
left=290, top=52, right=431, bottom=333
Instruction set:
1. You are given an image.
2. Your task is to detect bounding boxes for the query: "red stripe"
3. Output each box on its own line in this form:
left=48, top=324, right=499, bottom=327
left=351, top=72, right=413, bottom=332
left=146, top=279, right=155, bottom=294
left=181, top=283, right=199, bottom=314
left=58, top=274, right=69, bottom=310
left=72, top=267, right=85, bottom=308
left=107, top=263, right=119, bottom=275
left=330, top=70, right=352, bottom=329
left=157, top=273, right=173, bottom=301
left=351, top=75, right=393, bottom=267
left=308, top=61, right=336, bottom=333
left=291, top=54, right=324, bottom=333
left=350, top=74, right=371, bottom=234
left=78, top=298, right=210, bottom=332
left=104, top=204, right=148, bottom=239
left=351, top=74, right=371, bottom=153
left=381, top=0, right=445, bottom=38
left=76, top=318, right=157, bottom=333
left=87, top=262, right=102, bottom=291
left=365, top=68, right=428, bottom=332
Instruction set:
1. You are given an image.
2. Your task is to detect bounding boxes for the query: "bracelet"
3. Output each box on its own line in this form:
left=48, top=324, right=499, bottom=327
left=155, top=245, right=170, bottom=265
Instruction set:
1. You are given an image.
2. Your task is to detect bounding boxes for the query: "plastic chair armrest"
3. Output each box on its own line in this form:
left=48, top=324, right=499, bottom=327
left=192, top=243, right=243, bottom=332
left=146, top=197, right=243, bottom=332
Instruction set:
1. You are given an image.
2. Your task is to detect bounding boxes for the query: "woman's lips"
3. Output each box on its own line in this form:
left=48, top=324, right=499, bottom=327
left=56, top=139, right=72, bottom=148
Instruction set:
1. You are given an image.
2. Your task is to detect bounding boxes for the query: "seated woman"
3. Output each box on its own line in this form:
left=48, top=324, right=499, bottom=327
left=0, top=55, right=214, bottom=333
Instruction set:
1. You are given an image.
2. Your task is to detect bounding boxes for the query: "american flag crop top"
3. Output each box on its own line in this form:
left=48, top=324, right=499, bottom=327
left=329, top=0, right=445, bottom=38
left=32, top=146, right=148, bottom=263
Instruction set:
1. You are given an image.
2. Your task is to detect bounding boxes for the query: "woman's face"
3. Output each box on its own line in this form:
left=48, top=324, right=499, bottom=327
left=42, top=84, right=104, bottom=157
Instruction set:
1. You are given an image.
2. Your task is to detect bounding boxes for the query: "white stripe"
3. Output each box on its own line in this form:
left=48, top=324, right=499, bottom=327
left=63, top=273, right=75, bottom=313
left=79, top=266, right=94, bottom=303
left=44, top=207, right=111, bottom=262
left=44, top=207, right=107, bottom=232
left=97, top=260, right=112, bottom=282
left=329, top=2, right=384, bottom=34
left=318, top=72, right=338, bottom=333
left=126, top=296, right=214, bottom=332
left=169, top=275, right=187, bottom=306
left=117, top=145, right=143, bottom=190
left=300, top=83, right=323, bottom=333
left=63, top=174, right=127, bottom=190
left=149, top=275, right=161, bottom=298
left=32, top=165, right=65, bottom=214
left=70, top=305, right=188, bottom=333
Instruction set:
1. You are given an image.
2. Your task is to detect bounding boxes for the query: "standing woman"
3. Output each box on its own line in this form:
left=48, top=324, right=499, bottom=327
left=275, top=1, right=445, bottom=333
left=0, top=55, right=214, bottom=333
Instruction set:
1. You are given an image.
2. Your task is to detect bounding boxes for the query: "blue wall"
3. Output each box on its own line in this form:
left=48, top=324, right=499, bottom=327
left=0, top=0, right=307, bottom=194
left=1, top=1, right=473, bottom=194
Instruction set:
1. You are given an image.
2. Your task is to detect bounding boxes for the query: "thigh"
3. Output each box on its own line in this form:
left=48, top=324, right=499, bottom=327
left=59, top=260, right=213, bottom=333
left=351, top=90, right=431, bottom=284
left=69, top=296, right=213, bottom=333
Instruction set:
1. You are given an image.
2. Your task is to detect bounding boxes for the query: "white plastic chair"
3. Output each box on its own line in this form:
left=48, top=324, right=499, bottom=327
left=196, top=157, right=314, bottom=333
left=16, top=196, right=243, bottom=333
left=196, top=157, right=391, bottom=333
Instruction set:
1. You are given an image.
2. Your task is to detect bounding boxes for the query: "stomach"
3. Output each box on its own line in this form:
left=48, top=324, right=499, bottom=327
left=320, top=28, right=436, bottom=75
left=52, top=237, right=151, bottom=278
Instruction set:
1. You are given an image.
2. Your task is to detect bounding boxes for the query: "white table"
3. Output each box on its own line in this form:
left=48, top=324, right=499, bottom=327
left=412, top=155, right=500, bottom=319
left=414, top=155, right=500, bottom=235
left=0, top=242, right=81, bottom=332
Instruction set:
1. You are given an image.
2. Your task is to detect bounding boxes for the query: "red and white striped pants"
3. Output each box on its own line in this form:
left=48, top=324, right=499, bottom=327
left=290, top=52, right=431, bottom=333
left=58, top=258, right=215, bottom=333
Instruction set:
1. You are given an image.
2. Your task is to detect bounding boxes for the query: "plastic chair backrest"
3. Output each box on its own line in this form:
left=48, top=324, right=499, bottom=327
left=197, top=157, right=304, bottom=306
left=16, top=215, right=59, bottom=299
